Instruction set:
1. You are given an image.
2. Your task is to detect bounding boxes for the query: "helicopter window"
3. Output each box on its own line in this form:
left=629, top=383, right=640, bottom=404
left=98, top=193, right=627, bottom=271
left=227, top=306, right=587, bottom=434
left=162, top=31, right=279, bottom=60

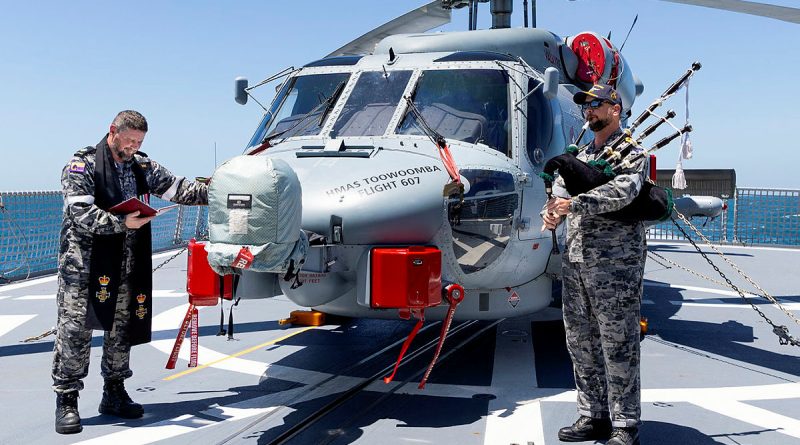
left=526, top=78, right=553, bottom=161
left=462, top=169, right=515, bottom=198
left=433, top=51, right=516, bottom=63
left=248, top=72, right=351, bottom=146
left=449, top=168, right=518, bottom=274
left=304, top=56, right=363, bottom=67
left=397, top=69, right=510, bottom=156
left=331, top=70, right=413, bottom=138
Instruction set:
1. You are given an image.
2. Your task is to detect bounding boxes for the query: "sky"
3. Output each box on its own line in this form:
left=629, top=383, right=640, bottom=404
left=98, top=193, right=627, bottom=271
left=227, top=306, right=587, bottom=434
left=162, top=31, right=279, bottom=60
left=1, top=0, right=798, bottom=191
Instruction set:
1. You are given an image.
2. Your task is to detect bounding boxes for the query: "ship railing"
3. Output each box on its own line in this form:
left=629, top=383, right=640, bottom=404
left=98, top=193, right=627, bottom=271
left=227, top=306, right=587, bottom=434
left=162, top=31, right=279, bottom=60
left=647, top=187, right=800, bottom=247
left=1, top=187, right=797, bottom=282
left=0, top=191, right=207, bottom=282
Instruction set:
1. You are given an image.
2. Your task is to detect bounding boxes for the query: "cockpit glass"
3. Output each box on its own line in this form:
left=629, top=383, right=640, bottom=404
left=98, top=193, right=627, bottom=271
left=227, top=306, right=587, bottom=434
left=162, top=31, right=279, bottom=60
left=397, top=69, right=510, bottom=156
left=247, top=72, right=351, bottom=147
left=331, top=70, right=412, bottom=138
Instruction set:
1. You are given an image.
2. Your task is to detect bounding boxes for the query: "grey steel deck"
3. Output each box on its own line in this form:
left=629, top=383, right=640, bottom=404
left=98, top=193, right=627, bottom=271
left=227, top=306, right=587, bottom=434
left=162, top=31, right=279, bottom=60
left=0, top=243, right=798, bottom=445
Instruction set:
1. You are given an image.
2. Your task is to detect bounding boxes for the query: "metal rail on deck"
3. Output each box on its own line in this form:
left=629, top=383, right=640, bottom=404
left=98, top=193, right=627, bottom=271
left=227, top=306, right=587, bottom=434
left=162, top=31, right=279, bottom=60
left=0, top=187, right=797, bottom=282
left=648, top=187, right=800, bottom=247
left=0, top=190, right=207, bottom=282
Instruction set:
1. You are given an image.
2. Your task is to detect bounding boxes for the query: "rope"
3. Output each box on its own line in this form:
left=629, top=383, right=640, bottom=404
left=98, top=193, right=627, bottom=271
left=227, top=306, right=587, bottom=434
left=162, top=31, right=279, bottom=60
left=670, top=210, right=800, bottom=346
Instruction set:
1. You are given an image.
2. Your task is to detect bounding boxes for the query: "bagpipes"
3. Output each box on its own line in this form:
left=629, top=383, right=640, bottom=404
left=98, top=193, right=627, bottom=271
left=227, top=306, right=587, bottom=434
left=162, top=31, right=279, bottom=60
left=540, top=62, right=701, bottom=251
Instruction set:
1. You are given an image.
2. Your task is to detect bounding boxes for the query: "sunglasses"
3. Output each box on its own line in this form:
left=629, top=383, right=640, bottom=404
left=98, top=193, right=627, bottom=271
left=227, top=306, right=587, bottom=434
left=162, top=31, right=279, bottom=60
left=581, top=99, right=612, bottom=111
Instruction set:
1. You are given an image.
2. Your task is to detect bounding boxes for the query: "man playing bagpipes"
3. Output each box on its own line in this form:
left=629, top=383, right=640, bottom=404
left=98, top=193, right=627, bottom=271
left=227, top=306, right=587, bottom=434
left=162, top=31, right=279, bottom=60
left=543, top=85, right=646, bottom=445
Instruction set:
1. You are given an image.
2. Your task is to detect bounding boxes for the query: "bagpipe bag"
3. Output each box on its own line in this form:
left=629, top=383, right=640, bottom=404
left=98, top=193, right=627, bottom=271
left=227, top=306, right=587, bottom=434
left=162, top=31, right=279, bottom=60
left=541, top=151, right=673, bottom=223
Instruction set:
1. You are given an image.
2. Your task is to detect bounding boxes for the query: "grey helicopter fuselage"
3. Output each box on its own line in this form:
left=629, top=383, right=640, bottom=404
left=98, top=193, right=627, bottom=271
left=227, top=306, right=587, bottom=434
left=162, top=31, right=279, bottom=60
left=234, top=27, right=639, bottom=320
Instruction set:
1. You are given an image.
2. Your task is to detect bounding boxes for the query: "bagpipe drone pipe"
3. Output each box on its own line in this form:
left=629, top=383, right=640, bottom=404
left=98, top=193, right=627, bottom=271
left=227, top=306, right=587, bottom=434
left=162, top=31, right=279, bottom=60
left=540, top=62, right=700, bottom=225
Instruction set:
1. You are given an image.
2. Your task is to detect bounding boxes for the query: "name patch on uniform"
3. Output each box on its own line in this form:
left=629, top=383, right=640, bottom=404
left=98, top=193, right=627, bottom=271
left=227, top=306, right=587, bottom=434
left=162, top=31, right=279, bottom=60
left=227, top=194, right=252, bottom=209
left=69, top=161, right=86, bottom=173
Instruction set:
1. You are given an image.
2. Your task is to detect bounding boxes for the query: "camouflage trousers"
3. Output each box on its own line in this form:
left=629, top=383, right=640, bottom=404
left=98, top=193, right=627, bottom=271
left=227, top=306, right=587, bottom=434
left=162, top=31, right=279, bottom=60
left=561, top=257, right=644, bottom=427
left=51, top=270, right=134, bottom=394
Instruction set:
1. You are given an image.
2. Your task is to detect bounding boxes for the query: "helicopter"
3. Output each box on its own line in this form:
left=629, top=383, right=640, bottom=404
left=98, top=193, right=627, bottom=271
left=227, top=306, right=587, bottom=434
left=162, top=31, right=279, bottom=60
left=195, top=0, right=797, bottom=328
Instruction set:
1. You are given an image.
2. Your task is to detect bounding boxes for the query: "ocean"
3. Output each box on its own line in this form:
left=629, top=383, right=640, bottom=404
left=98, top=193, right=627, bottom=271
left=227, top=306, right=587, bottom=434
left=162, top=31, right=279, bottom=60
left=1, top=187, right=797, bottom=282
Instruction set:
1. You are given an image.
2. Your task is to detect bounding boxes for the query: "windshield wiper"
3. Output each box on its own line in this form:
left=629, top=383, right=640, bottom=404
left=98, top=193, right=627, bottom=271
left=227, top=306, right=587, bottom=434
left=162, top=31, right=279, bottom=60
left=261, top=81, right=347, bottom=144
left=317, top=81, right=346, bottom=126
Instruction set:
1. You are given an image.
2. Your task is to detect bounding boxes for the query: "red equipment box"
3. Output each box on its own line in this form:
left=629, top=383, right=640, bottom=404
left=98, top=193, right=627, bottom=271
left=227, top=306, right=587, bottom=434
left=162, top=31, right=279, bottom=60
left=187, top=238, right=233, bottom=306
left=370, top=246, right=442, bottom=309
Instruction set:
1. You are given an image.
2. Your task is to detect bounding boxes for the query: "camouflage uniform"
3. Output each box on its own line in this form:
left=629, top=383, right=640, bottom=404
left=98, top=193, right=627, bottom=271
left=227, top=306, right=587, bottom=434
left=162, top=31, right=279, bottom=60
left=52, top=138, right=207, bottom=394
left=551, top=128, right=647, bottom=428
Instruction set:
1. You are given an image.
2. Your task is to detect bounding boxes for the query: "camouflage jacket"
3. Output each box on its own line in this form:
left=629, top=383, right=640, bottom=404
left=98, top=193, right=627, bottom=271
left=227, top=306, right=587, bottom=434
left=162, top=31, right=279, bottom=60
left=550, top=128, right=647, bottom=264
left=59, top=142, right=208, bottom=280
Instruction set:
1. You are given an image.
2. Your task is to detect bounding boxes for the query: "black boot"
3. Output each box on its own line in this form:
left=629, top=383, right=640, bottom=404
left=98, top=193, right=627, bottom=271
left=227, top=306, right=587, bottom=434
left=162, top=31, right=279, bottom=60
left=55, top=391, right=82, bottom=434
left=557, top=415, right=612, bottom=442
left=607, top=427, right=640, bottom=445
left=98, top=379, right=144, bottom=419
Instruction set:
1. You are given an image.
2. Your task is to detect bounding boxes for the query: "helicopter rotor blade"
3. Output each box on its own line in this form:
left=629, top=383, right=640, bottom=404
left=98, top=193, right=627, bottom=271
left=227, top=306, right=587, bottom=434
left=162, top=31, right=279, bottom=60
left=326, top=0, right=452, bottom=58
left=658, top=0, right=800, bottom=25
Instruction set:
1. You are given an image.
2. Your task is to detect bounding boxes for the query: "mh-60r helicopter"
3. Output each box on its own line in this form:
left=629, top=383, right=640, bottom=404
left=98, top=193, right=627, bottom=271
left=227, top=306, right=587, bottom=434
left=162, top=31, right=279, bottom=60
left=198, top=0, right=786, bottom=327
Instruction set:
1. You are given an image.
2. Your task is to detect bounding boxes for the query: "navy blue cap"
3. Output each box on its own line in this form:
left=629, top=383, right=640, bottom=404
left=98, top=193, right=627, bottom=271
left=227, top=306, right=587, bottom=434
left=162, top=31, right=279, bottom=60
left=573, top=84, right=622, bottom=107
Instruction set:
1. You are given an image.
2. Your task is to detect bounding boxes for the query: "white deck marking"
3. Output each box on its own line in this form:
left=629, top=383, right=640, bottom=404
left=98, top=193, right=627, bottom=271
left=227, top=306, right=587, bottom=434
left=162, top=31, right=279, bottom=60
left=691, top=400, right=800, bottom=439
left=542, top=383, right=800, bottom=440
left=645, top=282, right=800, bottom=309
left=646, top=281, right=762, bottom=299
left=0, top=275, right=57, bottom=293
left=669, top=300, right=800, bottom=310
left=72, top=369, right=368, bottom=444
left=648, top=242, right=800, bottom=253
left=0, top=314, right=36, bottom=338
left=152, top=289, right=187, bottom=298
left=483, top=318, right=544, bottom=445
left=0, top=250, right=182, bottom=295
left=151, top=303, right=337, bottom=383
left=14, top=294, right=54, bottom=300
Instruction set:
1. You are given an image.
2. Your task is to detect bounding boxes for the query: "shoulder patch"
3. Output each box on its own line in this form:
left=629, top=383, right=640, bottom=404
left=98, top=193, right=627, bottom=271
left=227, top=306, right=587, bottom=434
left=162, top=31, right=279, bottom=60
left=69, top=161, right=86, bottom=173
left=74, top=145, right=96, bottom=157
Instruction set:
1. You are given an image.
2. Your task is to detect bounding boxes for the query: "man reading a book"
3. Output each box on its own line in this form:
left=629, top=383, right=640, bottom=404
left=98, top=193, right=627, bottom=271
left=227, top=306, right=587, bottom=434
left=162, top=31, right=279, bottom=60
left=52, top=110, right=208, bottom=434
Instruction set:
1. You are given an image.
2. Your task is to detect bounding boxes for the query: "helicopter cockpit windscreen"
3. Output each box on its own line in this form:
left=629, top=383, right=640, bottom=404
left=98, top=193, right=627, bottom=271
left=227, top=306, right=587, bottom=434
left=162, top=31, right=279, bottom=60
left=247, top=72, right=351, bottom=147
left=397, top=69, right=510, bottom=155
left=331, top=70, right=413, bottom=138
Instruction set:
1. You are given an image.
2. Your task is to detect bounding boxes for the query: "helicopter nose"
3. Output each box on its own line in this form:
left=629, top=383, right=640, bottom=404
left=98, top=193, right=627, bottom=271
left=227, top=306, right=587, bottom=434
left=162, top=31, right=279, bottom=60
left=288, top=151, right=452, bottom=244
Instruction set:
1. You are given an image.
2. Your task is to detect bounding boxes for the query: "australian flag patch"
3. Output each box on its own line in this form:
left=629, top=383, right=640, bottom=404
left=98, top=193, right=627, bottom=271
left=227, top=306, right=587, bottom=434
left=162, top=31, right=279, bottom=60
left=69, top=161, right=86, bottom=173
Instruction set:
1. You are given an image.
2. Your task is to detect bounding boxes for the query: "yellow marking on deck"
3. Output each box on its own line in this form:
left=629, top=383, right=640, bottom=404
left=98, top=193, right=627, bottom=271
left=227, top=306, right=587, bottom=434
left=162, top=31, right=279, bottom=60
left=163, top=326, right=316, bottom=381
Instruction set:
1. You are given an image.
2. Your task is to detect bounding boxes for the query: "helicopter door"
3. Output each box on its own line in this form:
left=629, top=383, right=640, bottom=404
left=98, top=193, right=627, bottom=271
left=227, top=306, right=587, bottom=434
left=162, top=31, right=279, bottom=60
left=518, top=78, right=555, bottom=241
left=449, top=168, right=519, bottom=274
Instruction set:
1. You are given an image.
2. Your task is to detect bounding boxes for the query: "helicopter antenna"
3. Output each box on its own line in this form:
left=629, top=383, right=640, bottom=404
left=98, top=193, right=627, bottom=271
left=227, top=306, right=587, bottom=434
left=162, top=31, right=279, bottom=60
left=523, top=0, right=529, bottom=27
left=619, top=14, right=639, bottom=52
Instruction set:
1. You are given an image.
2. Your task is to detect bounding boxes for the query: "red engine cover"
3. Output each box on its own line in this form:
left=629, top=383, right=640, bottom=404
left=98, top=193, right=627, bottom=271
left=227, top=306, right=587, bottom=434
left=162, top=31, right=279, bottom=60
left=370, top=246, right=442, bottom=309
left=187, top=238, right=233, bottom=306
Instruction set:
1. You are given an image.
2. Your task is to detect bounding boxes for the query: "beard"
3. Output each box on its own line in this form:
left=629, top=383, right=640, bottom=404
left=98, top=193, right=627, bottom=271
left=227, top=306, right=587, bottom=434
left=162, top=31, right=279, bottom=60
left=589, top=117, right=611, bottom=132
left=109, top=140, right=134, bottom=162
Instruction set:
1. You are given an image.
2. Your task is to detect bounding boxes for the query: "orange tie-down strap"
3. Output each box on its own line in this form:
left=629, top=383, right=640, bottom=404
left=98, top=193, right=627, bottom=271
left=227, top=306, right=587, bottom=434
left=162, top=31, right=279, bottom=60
left=382, top=284, right=465, bottom=389
left=166, top=304, right=200, bottom=369
left=418, top=284, right=464, bottom=389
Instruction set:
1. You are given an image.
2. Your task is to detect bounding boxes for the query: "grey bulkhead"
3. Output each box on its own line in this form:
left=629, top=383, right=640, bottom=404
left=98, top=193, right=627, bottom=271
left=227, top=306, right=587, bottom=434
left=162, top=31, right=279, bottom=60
left=236, top=30, right=583, bottom=319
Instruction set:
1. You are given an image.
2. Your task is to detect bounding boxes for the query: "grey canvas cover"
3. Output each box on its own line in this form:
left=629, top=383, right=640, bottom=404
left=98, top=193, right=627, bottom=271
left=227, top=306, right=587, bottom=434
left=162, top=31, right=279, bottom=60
left=205, top=155, right=307, bottom=276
